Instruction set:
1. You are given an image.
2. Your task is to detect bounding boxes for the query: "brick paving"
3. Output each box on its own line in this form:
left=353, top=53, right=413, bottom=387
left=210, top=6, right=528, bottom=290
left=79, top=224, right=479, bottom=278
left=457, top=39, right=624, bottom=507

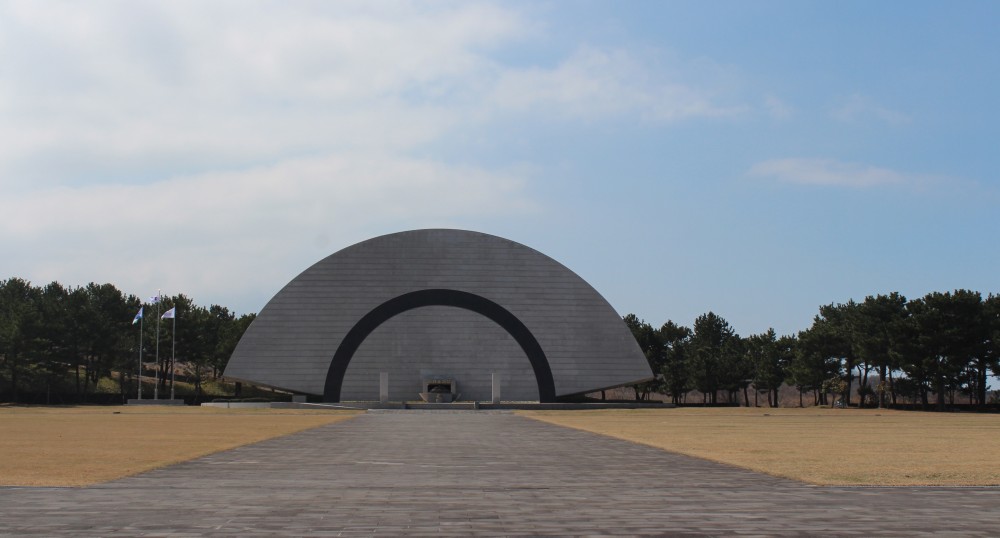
left=1, top=411, right=998, bottom=536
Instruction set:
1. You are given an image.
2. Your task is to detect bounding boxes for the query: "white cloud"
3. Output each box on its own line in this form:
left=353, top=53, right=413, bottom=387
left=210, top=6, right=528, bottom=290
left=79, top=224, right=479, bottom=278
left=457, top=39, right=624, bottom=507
left=831, top=93, right=911, bottom=125
left=0, top=1, right=757, bottom=310
left=0, top=3, right=747, bottom=188
left=0, top=153, right=536, bottom=311
left=490, top=47, right=745, bottom=121
left=763, top=95, right=793, bottom=120
left=0, top=1, right=531, bottom=187
left=748, top=158, right=908, bottom=188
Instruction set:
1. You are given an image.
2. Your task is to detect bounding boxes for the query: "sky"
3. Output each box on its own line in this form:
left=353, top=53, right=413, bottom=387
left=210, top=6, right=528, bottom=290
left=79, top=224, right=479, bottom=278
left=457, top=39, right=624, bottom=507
left=1, top=0, right=998, bottom=337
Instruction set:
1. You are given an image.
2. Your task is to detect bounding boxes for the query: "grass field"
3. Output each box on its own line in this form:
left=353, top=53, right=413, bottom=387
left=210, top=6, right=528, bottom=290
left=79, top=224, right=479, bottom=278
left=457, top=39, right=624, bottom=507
left=6, top=406, right=997, bottom=488
left=0, top=405, right=360, bottom=487
left=521, top=407, right=1000, bottom=486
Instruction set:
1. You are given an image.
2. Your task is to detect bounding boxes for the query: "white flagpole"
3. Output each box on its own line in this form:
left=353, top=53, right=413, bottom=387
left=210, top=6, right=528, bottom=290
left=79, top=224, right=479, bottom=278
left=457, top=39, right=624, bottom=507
left=154, top=290, right=160, bottom=400
left=138, top=313, right=143, bottom=400
left=170, top=311, right=176, bottom=400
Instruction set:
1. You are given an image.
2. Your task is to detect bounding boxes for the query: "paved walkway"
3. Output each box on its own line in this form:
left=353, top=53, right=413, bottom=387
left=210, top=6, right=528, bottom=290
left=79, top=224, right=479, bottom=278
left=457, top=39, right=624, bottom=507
left=1, top=411, right=997, bottom=536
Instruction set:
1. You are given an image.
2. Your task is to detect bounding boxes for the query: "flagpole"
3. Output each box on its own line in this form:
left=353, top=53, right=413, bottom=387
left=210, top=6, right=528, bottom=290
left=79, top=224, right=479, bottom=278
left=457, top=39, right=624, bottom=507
left=154, top=290, right=160, bottom=400
left=170, top=312, right=176, bottom=400
left=138, top=313, right=143, bottom=400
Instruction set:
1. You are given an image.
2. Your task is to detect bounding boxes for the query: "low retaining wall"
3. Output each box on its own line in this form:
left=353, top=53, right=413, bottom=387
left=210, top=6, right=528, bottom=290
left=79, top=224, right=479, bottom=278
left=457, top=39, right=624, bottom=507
left=200, top=402, right=272, bottom=409
left=343, top=401, right=676, bottom=410
left=199, top=401, right=676, bottom=411
left=128, top=399, right=185, bottom=406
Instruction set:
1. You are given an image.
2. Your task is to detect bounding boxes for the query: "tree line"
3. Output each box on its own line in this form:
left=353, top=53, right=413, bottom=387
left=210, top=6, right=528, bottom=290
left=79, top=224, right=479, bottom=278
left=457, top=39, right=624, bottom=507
left=4, top=276, right=997, bottom=410
left=625, top=290, right=1000, bottom=410
left=0, top=277, right=255, bottom=404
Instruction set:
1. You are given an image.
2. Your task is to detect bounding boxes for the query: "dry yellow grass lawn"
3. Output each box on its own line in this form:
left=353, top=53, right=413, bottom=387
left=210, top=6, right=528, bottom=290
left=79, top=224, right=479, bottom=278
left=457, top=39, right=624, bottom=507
left=0, top=406, right=360, bottom=487
left=521, top=407, right=1000, bottom=486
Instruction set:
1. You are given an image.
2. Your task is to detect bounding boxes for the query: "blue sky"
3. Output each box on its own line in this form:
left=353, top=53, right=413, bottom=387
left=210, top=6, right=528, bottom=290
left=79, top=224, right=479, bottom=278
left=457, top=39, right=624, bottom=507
left=1, top=1, right=997, bottom=337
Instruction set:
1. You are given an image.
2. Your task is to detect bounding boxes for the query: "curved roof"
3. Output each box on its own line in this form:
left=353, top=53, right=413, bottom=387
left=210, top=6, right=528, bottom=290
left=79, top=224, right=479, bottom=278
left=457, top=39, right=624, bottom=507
left=225, top=229, right=652, bottom=400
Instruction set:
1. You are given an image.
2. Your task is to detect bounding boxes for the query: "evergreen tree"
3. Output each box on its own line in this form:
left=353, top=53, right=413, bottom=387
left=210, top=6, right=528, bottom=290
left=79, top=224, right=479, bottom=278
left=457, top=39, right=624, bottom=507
left=689, top=312, right=738, bottom=404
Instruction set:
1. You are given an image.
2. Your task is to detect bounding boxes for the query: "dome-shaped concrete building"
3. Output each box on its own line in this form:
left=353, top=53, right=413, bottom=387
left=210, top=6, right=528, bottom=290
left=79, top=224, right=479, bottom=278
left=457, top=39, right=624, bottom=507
left=225, top=229, right=652, bottom=402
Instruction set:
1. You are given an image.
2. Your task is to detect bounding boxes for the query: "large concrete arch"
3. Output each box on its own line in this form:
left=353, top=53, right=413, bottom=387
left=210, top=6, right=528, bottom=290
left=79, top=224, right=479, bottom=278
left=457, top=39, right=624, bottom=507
left=323, top=289, right=555, bottom=402
left=225, top=229, right=653, bottom=401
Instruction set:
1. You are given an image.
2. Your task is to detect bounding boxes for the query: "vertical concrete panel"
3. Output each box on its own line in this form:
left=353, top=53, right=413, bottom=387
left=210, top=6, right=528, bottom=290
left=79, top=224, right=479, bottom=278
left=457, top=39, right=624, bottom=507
left=379, top=372, right=388, bottom=403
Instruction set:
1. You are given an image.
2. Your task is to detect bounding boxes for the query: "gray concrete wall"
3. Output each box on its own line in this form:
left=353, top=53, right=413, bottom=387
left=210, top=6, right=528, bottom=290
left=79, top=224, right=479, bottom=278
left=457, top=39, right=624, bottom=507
left=225, top=229, right=652, bottom=400
left=343, top=306, right=538, bottom=402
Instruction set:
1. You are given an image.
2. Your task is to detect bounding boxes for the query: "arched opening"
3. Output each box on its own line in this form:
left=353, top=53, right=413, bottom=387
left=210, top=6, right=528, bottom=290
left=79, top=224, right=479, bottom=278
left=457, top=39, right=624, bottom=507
left=323, top=289, right=556, bottom=402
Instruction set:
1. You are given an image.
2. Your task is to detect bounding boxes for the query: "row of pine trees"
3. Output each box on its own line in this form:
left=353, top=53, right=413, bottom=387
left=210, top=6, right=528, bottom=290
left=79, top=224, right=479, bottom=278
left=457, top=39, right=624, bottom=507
left=4, top=275, right=998, bottom=410
left=625, top=290, right=1000, bottom=410
left=0, top=277, right=255, bottom=403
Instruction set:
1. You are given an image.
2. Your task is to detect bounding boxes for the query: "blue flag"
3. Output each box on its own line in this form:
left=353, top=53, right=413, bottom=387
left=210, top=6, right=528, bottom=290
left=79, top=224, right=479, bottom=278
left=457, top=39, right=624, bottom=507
left=132, top=307, right=143, bottom=325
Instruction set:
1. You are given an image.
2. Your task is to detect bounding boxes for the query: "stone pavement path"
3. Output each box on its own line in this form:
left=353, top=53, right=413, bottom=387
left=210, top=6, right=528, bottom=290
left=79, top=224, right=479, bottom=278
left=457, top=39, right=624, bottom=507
left=2, top=411, right=998, bottom=536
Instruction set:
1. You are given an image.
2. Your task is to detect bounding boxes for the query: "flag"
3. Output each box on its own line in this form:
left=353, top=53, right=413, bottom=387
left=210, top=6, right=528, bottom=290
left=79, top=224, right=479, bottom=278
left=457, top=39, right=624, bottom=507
left=148, top=293, right=160, bottom=303
left=132, top=307, right=143, bottom=325
left=161, top=307, right=176, bottom=320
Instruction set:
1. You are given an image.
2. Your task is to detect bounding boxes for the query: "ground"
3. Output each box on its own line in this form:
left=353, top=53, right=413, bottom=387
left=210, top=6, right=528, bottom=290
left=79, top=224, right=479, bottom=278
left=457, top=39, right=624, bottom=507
left=2, top=410, right=998, bottom=536
left=0, top=405, right=359, bottom=486
left=3, top=405, right=998, bottom=487
left=522, top=407, right=1000, bottom=485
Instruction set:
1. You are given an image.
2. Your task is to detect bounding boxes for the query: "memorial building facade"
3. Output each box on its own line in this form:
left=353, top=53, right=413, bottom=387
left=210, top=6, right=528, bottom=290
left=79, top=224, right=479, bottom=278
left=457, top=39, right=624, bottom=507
left=224, top=229, right=653, bottom=402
